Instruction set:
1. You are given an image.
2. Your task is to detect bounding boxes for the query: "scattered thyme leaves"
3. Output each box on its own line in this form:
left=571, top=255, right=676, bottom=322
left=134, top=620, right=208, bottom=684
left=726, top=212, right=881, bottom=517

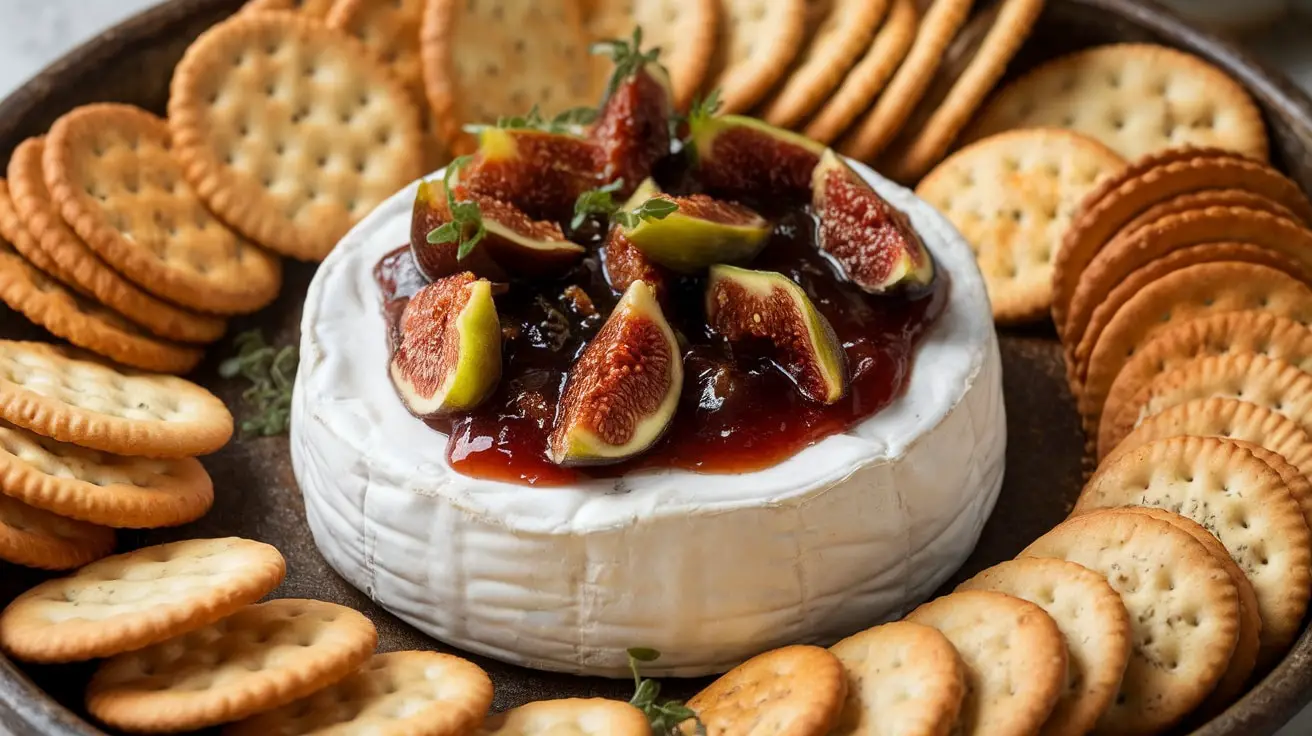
left=627, top=648, right=705, bottom=736
left=613, top=196, right=678, bottom=230
left=218, top=330, right=298, bottom=438
left=426, top=156, right=486, bottom=260
left=591, top=26, right=663, bottom=102
left=462, top=104, right=598, bottom=136
left=570, top=179, right=626, bottom=229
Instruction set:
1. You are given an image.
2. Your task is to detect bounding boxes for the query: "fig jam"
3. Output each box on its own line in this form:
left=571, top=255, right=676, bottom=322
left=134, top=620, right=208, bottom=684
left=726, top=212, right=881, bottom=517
left=375, top=196, right=948, bottom=486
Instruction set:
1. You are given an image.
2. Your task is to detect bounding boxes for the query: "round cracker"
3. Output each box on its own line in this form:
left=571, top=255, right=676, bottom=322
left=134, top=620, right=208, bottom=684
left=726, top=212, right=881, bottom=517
left=88, top=599, right=377, bottom=733
left=1076, top=254, right=1312, bottom=419
left=1101, top=353, right=1312, bottom=460
left=828, top=621, right=966, bottom=736
left=1019, top=508, right=1240, bottom=735
left=483, top=698, right=649, bottom=735
left=7, top=138, right=227, bottom=344
left=1111, top=506, right=1260, bottom=712
left=836, top=0, right=973, bottom=163
left=1066, top=206, right=1312, bottom=359
left=965, top=44, right=1269, bottom=162
left=584, top=0, right=719, bottom=112
left=0, top=190, right=204, bottom=375
left=803, top=0, right=917, bottom=145
left=1115, top=189, right=1299, bottom=242
left=760, top=0, right=888, bottom=129
left=243, top=0, right=336, bottom=16
left=225, top=650, right=493, bottom=736
left=171, top=12, right=426, bottom=261
left=881, top=0, right=1045, bottom=183
left=0, top=493, right=114, bottom=570
left=0, top=340, right=233, bottom=458
left=422, top=0, right=603, bottom=155
left=1103, top=312, right=1312, bottom=448
left=0, top=419, right=213, bottom=528
left=43, top=104, right=282, bottom=314
left=916, top=128, right=1125, bottom=323
left=704, top=0, right=806, bottom=114
left=1054, top=151, right=1312, bottom=336
left=1231, top=439, right=1312, bottom=532
left=0, top=538, right=285, bottom=663
left=956, top=558, right=1131, bottom=736
left=687, top=644, right=847, bottom=736
left=905, top=590, right=1067, bottom=736
left=1075, top=436, right=1312, bottom=660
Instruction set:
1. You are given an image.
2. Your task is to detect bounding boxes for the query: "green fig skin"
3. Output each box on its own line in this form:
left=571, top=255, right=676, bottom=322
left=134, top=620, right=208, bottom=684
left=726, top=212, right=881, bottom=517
left=623, top=194, right=770, bottom=273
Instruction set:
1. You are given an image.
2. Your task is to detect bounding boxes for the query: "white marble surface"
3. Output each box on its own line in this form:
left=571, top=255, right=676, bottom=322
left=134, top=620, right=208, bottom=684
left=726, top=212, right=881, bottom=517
left=0, top=0, right=1310, bottom=733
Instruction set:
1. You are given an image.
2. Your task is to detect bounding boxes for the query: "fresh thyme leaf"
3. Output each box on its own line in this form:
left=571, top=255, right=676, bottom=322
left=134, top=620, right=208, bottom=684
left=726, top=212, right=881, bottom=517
left=613, top=196, right=678, bottom=230
left=570, top=179, right=626, bottom=229
left=687, top=89, right=722, bottom=129
left=591, top=26, right=663, bottom=103
left=222, top=330, right=298, bottom=439
left=463, top=104, right=598, bottom=136
left=627, top=649, right=705, bottom=736
left=425, top=157, right=485, bottom=260
left=552, top=106, right=599, bottom=131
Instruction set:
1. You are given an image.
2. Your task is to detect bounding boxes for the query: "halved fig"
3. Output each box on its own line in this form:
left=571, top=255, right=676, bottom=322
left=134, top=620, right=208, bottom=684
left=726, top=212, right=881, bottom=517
left=461, top=127, right=604, bottom=221
left=812, top=149, right=933, bottom=292
left=689, top=114, right=825, bottom=200
left=705, top=265, right=847, bottom=404
left=467, top=191, right=585, bottom=276
left=622, top=193, right=770, bottom=273
left=591, top=31, right=674, bottom=197
left=390, top=272, right=503, bottom=417
left=410, top=180, right=504, bottom=282
left=602, top=226, right=668, bottom=301
left=548, top=280, right=682, bottom=465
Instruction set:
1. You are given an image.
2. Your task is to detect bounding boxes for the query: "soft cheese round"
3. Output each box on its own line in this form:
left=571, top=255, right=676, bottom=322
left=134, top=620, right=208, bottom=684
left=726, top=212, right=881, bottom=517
left=292, top=161, right=1005, bottom=677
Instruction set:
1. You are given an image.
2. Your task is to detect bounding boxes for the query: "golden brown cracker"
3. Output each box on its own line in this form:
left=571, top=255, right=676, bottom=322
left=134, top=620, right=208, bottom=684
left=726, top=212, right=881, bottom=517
left=0, top=419, right=212, bottom=528
left=828, top=621, right=966, bottom=736
left=803, top=0, right=917, bottom=145
left=836, top=0, right=974, bottom=163
left=585, top=0, right=719, bottom=112
left=760, top=0, right=888, bottom=129
left=1116, top=189, right=1298, bottom=241
left=243, top=0, right=336, bottom=16
left=687, top=645, right=847, bottom=736
left=956, top=558, right=1131, bottom=736
left=965, top=44, right=1269, bottom=162
left=7, top=138, right=227, bottom=344
left=916, top=128, right=1124, bottom=323
left=171, top=12, right=427, bottom=261
left=0, top=493, right=114, bottom=570
left=0, top=341, right=233, bottom=458
left=0, top=538, right=285, bottom=663
left=704, top=0, right=807, bottom=114
left=88, top=599, right=377, bottom=733
left=905, top=590, right=1067, bottom=736
left=483, top=698, right=651, bottom=735
left=1019, top=508, right=1240, bottom=735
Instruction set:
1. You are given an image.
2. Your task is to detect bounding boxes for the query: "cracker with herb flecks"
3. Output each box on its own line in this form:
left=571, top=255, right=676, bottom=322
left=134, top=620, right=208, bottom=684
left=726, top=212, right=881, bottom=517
left=0, top=493, right=114, bottom=570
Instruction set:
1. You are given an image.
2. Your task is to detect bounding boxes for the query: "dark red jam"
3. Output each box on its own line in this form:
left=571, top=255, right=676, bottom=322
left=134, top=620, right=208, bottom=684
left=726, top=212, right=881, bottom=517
left=375, top=200, right=948, bottom=486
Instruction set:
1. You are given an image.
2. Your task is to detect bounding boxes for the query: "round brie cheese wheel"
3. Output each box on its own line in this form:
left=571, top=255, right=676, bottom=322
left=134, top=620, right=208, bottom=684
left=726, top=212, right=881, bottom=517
left=292, top=161, right=1006, bottom=677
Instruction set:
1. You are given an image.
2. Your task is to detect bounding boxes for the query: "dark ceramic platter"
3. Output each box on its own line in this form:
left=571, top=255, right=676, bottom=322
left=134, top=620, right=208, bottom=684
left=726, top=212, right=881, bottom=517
left=0, top=1, right=1310, bottom=734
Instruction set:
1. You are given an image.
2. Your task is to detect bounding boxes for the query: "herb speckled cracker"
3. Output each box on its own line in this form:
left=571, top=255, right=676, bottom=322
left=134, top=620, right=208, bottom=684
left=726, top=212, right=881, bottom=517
left=0, top=419, right=212, bottom=528
left=760, top=0, right=888, bottom=129
left=481, top=698, right=650, bottom=735
left=828, top=621, right=966, bottom=736
left=1020, top=509, right=1240, bottom=736
left=803, top=0, right=916, bottom=146
left=44, top=104, right=282, bottom=315
left=703, top=0, right=806, bottom=114
left=0, top=341, right=233, bottom=458
left=965, top=44, right=1269, bottom=162
left=7, top=137, right=227, bottom=345
left=916, top=128, right=1124, bottom=323
left=171, top=12, right=425, bottom=261
left=1076, top=436, right=1312, bottom=661
left=0, top=184, right=205, bottom=375
left=956, top=558, right=1131, bottom=736
left=0, top=538, right=285, bottom=663
left=226, top=650, right=493, bottom=736
left=686, top=645, right=847, bottom=736
left=88, top=599, right=377, bottom=733
left=585, top=0, right=719, bottom=112
left=905, top=590, right=1066, bottom=736
left=423, top=0, right=604, bottom=155
left=0, top=493, right=114, bottom=570
left=243, top=0, right=336, bottom=16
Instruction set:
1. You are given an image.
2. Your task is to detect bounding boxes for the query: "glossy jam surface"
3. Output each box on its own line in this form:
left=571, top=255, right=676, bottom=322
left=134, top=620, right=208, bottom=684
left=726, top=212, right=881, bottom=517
left=375, top=197, right=947, bottom=486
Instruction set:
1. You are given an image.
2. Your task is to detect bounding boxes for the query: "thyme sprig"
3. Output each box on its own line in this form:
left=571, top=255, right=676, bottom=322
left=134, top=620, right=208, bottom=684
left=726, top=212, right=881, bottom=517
left=591, top=26, right=663, bottom=102
left=613, top=197, right=678, bottom=229
left=218, top=330, right=298, bottom=438
left=570, top=179, right=626, bottom=229
left=426, top=156, right=486, bottom=260
left=627, top=648, right=705, bottom=735
left=462, top=105, right=597, bottom=136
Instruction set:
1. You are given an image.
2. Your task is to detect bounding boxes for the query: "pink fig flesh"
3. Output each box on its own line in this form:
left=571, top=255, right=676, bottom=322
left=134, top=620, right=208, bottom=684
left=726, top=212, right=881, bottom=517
left=461, top=128, right=604, bottom=221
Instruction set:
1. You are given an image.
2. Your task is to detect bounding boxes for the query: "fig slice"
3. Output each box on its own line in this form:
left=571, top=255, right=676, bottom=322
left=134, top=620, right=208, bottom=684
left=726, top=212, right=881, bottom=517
left=590, top=29, right=675, bottom=198
left=390, top=272, right=503, bottom=417
left=467, top=191, right=585, bottom=276
left=601, top=225, right=668, bottom=302
left=460, top=127, right=604, bottom=222
left=705, top=265, right=848, bottom=404
left=410, top=180, right=504, bottom=282
left=688, top=111, right=826, bottom=200
left=621, top=192, right=770, bottom=273
left=812, top=149, right=934, bottom=292
left=548, top=280, right=682, bottom=466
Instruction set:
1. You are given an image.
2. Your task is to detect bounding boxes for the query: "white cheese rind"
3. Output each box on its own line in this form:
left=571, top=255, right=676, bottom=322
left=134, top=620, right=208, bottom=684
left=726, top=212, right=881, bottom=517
left=291, top=162, right=1006, bottom=677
